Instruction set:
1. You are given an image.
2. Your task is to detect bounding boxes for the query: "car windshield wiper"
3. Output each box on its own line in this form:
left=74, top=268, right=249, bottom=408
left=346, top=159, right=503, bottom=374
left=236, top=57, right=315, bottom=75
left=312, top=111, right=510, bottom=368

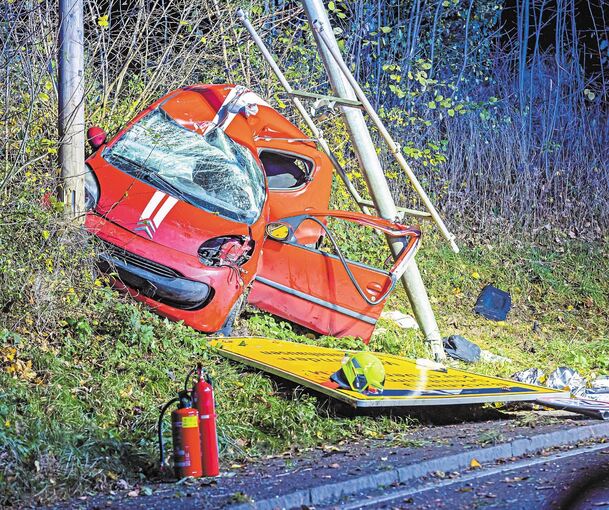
left=109, top=153, right=194, bottom=206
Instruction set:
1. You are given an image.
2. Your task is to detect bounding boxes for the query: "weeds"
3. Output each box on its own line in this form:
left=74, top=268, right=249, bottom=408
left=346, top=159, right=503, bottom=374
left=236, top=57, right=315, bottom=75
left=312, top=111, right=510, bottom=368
left=1, top=0, right=607, bottom=506
left=0, top=207, right=607, bottom=506
left=477, top=430, right=505, bottom=446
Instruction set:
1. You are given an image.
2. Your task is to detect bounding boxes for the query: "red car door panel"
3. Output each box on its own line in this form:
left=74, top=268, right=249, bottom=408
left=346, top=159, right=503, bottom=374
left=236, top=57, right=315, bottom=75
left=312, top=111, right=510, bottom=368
left=248, top=211, right=420, bottom=342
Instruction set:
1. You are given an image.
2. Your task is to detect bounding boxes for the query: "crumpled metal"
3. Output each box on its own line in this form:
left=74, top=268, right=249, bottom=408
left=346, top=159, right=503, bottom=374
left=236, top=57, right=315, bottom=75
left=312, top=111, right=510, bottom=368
left=545, top=367, right=586, bottom=396
left=591, top=375, right=609, bottom=391
left=511, top=368, right=546, bottom=386
left=585, top=375, right=609, bottom=402
left=511, top=366, right=609, bottom=400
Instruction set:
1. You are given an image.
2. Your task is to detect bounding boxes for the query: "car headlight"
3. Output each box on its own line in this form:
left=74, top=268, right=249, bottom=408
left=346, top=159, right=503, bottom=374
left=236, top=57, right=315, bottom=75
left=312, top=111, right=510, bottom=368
left=198, top=236, right=254, bottom=267
left=84, top=164, right=100, bottom=211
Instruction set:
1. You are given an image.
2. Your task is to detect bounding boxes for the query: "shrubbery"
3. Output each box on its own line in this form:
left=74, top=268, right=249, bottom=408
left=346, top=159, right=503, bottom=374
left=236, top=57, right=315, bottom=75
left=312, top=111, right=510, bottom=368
left=1, top=0, right=608, bottom=505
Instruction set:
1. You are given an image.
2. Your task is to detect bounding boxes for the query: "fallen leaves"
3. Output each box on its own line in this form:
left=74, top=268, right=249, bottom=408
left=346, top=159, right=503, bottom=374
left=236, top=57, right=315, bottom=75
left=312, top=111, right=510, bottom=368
left=98, top=15, right=109, bottom=29
left=1, top=347, right=37, bottom=381
left=504, top=475, right=530, bottom=483
left=470, top=458, right=482, bottom=469
left=126, top=486, right=152, bottom=497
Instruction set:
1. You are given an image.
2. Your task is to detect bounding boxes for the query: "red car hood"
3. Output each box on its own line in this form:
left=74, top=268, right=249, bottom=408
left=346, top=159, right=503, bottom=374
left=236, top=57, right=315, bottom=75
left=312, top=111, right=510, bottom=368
left=89, top=153, right=253, bottom=256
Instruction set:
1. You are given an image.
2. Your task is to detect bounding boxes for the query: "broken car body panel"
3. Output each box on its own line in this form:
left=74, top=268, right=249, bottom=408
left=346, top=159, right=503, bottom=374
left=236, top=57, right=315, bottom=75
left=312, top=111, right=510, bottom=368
left=248, top=211, right=420, bottom=343
left=86, top=84, right=417, bottom=339
left=86, top=85, right=272, bottom=331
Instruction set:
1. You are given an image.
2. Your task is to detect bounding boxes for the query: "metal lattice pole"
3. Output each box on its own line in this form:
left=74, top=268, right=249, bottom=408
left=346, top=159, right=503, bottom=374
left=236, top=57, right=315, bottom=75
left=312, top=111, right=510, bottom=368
left=300, top=0, right=447, bottom=360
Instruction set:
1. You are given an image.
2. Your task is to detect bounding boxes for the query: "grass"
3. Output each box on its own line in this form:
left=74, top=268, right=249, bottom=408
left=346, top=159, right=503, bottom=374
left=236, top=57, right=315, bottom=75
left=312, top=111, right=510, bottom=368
left=0, top=224, right=607, bottom=506
left=0, top=289, right=411, bottom=506
left=414, top=230, right=609, bottom=379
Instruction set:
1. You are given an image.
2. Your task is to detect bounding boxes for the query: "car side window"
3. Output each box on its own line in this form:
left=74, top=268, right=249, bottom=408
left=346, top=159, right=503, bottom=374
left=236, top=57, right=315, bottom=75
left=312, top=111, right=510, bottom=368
left=289, top=216, right=391, bottom=269
left=259, top=150, right=312, bottom=189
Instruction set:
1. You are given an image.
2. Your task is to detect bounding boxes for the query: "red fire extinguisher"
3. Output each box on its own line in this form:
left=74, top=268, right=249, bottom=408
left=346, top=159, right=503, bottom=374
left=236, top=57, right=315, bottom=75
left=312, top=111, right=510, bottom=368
left=191, top=364, right=220, bottom=477
left=158, top=390, right=203, bottom=479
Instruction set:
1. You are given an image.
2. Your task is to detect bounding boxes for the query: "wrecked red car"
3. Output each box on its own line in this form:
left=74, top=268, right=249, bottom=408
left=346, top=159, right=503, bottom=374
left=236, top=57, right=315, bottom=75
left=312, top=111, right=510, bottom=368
left=84, top=84, right=420, bottom=341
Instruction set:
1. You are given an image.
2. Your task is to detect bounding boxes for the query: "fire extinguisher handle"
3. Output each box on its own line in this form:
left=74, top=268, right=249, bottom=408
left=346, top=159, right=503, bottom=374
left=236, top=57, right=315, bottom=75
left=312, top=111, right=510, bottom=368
left=183, top=366, right=198, bottom=393
left=158, top=397, right=179, bottom=469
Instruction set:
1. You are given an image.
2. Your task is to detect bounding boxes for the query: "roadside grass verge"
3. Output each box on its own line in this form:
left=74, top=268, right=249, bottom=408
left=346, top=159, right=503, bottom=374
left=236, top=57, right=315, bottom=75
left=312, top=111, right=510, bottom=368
left=0, top=292, right=410, bottom=506
left=415, top=231, right=609, bottom=379
left=1, top=224, right=607, bottom=506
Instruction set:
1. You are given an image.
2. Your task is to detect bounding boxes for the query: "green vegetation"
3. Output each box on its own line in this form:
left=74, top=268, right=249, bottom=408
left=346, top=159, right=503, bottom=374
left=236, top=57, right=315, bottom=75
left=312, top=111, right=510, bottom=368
left=2, top=0, right=608, bottom=506
left=1, top=209, right=607, bottom=505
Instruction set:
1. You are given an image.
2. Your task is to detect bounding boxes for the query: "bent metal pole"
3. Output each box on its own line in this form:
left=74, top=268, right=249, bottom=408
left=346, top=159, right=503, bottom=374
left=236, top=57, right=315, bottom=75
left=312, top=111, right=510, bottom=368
left=236, top=9, right=432, bottom=223
left=313, top=21, right=459, bottom=254
left=235, top=8, right=372, bottom=215
left=300, top=0, right=446, bottom=360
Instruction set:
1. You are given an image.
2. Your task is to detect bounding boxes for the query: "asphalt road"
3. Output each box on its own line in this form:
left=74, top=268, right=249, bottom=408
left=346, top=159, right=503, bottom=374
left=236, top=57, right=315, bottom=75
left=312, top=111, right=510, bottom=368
left=338, top=443, right=609, bottom=510
left=46, top=414, right=609, bottom=510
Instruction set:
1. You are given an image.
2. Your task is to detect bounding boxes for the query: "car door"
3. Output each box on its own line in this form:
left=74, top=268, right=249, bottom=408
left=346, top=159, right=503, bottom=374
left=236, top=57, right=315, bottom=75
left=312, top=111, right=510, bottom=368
left=247, top=211, right=420, bottom=343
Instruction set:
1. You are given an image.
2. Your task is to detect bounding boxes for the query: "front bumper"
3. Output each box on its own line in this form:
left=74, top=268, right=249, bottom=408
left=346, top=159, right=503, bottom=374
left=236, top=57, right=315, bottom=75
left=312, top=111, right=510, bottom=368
left=98, top=246, right=213, bottom=310
left=86, top=212, right=245, bottom=332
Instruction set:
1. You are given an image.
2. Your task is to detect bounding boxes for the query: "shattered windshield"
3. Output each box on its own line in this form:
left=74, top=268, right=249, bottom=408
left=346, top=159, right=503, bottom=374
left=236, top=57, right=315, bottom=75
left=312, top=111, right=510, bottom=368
left=104, top=108, right=266, bottom=224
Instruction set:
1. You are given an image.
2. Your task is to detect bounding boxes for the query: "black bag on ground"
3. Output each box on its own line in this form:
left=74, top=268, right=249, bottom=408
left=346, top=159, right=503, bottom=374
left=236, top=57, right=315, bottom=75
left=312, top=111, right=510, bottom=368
left=474, top=285, right=511, bottom=321
left=443, top=335, right=481, bottom=363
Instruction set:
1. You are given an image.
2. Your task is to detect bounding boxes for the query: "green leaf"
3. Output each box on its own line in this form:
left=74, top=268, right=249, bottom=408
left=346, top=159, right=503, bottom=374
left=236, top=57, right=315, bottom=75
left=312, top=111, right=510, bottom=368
left=380, top=26, right=392, bottom=34
left=427, top=101, right=436, bottom=109
left=274, top=94, right=286, bottom=109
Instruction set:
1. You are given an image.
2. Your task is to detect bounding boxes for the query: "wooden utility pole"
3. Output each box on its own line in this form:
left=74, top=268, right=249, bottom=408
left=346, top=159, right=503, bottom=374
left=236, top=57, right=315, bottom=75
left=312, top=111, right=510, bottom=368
left=58, top=0, right=85, bottom=218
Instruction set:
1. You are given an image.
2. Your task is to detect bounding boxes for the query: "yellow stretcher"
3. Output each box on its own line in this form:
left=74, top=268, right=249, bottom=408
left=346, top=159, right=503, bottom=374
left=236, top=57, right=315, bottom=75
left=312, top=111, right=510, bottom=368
left=210, top=337, right=568, bottom=408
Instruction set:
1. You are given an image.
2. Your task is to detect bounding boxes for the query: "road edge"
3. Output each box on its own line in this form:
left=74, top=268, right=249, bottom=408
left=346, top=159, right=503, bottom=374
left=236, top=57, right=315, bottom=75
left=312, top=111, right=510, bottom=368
left=230, top=421, right=609, bottom=510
